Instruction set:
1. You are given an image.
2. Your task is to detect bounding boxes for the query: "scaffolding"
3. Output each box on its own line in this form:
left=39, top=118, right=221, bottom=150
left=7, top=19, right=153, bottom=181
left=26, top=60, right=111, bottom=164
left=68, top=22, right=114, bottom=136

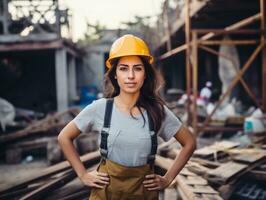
left=158, top=0, right=266, bottom=135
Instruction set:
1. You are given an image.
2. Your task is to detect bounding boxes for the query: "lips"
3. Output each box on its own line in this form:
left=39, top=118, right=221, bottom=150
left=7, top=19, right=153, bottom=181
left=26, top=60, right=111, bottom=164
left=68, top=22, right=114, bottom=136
left=125, top=82, right=137, bottom=87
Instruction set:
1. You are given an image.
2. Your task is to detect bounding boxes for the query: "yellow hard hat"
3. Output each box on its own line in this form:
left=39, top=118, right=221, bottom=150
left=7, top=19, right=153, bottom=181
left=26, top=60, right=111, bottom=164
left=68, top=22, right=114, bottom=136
left=106, top=34, right=154, bottom=68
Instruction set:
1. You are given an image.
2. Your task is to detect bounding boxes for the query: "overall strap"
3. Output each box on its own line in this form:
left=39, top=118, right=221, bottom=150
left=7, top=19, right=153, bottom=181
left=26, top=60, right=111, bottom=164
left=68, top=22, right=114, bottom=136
left=100, top=98, right=114, bottom=160
left=147, top=112, right=157, bottom=167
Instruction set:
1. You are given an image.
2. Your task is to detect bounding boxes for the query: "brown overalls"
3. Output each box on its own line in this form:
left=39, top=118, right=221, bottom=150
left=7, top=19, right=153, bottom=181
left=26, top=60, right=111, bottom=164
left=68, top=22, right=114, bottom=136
left=89, top=98, right=159, bottom=200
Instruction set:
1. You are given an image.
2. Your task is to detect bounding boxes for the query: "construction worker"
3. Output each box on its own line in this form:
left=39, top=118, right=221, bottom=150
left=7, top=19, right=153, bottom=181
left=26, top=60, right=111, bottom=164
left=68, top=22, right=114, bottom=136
left=58, top=34, right=196, bottom=200
left=199, top=81, right=212, bottom=105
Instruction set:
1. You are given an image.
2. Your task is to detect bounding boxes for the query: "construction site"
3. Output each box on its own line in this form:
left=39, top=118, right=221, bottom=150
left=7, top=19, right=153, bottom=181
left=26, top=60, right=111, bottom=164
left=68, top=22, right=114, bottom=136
left=0, top=0, right=266, bottom=199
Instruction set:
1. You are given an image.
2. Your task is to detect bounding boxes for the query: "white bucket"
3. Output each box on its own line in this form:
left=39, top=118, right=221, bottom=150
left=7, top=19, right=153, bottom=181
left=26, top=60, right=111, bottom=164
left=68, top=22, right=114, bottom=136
left=244, top=116, right=266, bottom=133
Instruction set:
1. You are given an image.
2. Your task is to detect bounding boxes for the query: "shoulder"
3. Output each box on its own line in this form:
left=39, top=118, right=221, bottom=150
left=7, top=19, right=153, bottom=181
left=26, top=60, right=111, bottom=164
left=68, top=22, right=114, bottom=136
left=162, top=104, right=182, bottom=124
left=162, top=104, right=173, bottom=115
left=78, top=98, right=107, bottom=114
left=91, top=97, right=107, bottom=108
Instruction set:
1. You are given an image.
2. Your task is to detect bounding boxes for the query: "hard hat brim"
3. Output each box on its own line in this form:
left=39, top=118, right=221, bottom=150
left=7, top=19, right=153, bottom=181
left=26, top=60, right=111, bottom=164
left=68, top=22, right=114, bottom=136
left=105, top=55, right=154, bottom=68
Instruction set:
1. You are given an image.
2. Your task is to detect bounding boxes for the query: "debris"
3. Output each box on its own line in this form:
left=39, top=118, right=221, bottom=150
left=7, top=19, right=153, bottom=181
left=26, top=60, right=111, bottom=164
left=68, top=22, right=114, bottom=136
left=0, top=97, right=15, bottom=132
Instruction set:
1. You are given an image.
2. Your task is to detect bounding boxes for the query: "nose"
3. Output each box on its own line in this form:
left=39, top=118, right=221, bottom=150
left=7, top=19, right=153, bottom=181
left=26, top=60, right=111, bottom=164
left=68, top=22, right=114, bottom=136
left=128, top=69, right=135, bottom=79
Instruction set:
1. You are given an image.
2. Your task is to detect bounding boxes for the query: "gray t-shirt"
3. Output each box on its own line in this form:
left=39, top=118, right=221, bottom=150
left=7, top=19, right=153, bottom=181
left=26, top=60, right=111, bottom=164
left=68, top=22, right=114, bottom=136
left=73, top=98, right=182, bottom=167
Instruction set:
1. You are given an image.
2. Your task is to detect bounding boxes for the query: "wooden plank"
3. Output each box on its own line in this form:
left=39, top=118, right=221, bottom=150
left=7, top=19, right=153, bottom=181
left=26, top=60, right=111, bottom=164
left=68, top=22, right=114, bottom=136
left=0, top=151, right=100, bottom=194
left=233, top=153, right=265, bottom=163
left=0, top=185, right=39, bottom=200
left=156, top=155, right=222, bottom=199
left=207, top=162, right=247, bottom=184
left=186, top=162, right=210, bottom=176
left=188, top=185, right=218, bottom=194
left=179, top=168, right=197, bottom=176
left=190, top=158, right=220, bottom=168
left=164, top=187, right=178, bottom=200
left=201, top=194, right=223, bottom=200
left=19, top=169, right=75, bottom=200
left=19, top=164, right=97, bottom=200
left=177, top=186, right=196, bottom=200
left=45, top=177, right=88, bottom=199
left=194, top=141, right=239, bottom=157
left=179, top=175, right=208, bottom=185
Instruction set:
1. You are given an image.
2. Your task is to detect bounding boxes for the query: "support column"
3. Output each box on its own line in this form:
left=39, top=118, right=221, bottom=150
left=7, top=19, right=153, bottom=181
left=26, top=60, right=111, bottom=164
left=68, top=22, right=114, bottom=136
left=260, top=0, right=266, bottom=112
left=192, top=31, right=198, bottom=135
left=55, top=48, right=68, bottom=112
left=2, top=0, right=9, bottom=34
left=68, top=56, right=77, bottom=103
left=185, top=0, right=192, bottom=125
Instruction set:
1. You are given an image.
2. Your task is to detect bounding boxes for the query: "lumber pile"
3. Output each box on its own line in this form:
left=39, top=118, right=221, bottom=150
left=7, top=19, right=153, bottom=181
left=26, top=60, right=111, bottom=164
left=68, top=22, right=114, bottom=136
left=157, top=139, right=266, bottom=200
left=0, top=151, right=101, bottom=200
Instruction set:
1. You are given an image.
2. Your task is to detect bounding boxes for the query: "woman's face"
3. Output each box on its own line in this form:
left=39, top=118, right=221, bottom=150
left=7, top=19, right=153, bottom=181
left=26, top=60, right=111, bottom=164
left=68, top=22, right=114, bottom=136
left=115, top=56, right=145, bottom=95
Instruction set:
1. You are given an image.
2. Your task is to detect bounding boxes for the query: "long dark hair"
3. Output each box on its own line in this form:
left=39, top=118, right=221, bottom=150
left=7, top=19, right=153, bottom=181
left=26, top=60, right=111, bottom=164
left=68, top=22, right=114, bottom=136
left=103, top=56, right=165, bottom=132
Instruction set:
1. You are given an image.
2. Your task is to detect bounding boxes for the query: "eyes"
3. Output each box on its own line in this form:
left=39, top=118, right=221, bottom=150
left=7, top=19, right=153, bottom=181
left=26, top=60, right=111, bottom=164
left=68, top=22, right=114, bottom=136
left=118, top=65, right=144, bottom=72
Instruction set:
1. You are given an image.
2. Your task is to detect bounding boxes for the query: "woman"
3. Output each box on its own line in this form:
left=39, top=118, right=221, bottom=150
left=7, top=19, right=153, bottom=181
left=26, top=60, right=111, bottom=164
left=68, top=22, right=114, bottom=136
left=58, top=34, right=196, bottom=200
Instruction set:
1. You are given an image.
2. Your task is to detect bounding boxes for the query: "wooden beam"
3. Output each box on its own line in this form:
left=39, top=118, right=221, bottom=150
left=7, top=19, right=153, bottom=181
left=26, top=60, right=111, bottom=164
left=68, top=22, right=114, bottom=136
left=19, top=165, right=97, bottom=200
left=0, top=41, right=63, bottom=52
left=158, top=44, right=187, bottom=60
left=158, top=13, right=261, bottom=60
left=261, top=0, right=266, bottom=112
left=185, top=0, right=192, bottom=125
left=0, top=33, right=59, bottom=43
left=198, top=40, right=259, bottom=45
left=19, top=169, right=75, bottom=200
left=0, top=151, right=100, bottom=195
left=194, top=29, right=261, bottom=35
left=201, top=13, right=261, bottom=40
left=192, top=31, right=198, bottom=135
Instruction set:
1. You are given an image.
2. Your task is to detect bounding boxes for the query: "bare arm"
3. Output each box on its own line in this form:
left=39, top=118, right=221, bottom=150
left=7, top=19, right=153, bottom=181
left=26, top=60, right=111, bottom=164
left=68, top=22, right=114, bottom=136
left=58, top=121, right=86, bottom=177
left=58, top=121, right=109, bottom=188
left=143, top=126, right=196, bottom=190
left=163, top=126, right=196, bottom=182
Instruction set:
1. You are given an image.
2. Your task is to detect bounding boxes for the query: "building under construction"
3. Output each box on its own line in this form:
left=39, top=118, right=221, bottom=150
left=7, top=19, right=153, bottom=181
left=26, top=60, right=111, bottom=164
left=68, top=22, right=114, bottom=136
left=0, top=0, right=83, bottom=113
left=0, top=0, right=266, bottom=200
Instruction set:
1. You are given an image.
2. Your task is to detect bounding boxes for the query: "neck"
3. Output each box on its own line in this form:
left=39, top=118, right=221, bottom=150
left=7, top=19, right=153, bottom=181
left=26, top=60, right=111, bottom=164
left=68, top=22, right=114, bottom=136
left=115, top=91, right=140, bottom=109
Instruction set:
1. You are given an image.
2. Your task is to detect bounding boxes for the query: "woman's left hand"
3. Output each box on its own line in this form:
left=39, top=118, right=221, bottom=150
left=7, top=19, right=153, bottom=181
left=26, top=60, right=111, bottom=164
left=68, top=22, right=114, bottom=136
left=143, top=174, right=172, bottom=190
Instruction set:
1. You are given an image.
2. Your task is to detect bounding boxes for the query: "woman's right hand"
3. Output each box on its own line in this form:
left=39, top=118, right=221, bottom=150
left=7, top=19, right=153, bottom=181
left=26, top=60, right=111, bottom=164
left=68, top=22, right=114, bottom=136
left=80, top=170, right=110, bottom=189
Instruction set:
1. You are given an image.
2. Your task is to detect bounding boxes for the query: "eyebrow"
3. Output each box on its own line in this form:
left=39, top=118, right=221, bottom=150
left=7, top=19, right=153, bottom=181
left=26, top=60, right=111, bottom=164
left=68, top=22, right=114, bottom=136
left=118, top=64, right=144, bottom=67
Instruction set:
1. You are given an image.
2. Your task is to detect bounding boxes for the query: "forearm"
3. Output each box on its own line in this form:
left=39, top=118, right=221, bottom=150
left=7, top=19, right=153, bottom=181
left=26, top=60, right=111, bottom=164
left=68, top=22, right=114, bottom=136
left=163, top=144, right=195, bottom=183
left=58, top=136, right=86, bottom=178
